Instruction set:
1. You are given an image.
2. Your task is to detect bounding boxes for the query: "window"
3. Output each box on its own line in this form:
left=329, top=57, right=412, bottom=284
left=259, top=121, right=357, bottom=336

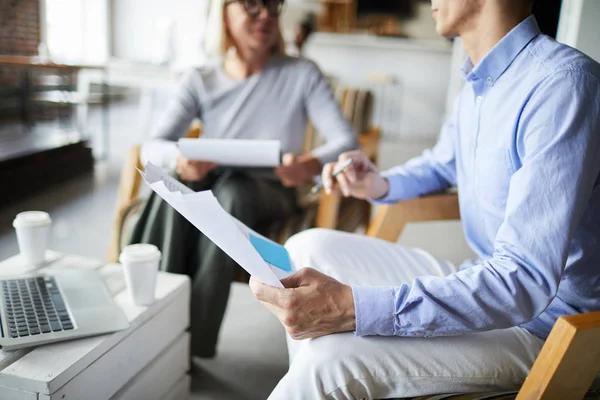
left=44, top=0, right=108, bottom=64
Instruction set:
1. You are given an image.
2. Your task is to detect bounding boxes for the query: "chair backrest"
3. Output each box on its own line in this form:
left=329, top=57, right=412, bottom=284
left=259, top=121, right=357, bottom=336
left=303, top=85, right=373, bottom=154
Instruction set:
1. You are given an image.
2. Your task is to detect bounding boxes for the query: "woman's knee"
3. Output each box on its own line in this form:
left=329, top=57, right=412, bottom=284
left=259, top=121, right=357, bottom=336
left=212, top=175, right=255, bottom=219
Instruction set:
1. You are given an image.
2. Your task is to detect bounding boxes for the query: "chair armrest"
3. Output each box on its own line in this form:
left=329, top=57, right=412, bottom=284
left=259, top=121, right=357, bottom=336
left=315, top=187, right=344, bottom=230
left=107, top=145, right=143, bottom=263
left=366, top=191, right=460, bottom=242
left=517, top=311, right=600, bottom=400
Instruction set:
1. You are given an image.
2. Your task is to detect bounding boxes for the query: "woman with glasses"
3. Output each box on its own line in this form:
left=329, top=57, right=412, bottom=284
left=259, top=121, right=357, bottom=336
left=130, top=0, right=358, bottom=359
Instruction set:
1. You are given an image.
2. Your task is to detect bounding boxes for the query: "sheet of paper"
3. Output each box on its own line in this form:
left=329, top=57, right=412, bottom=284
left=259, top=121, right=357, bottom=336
left=232, top=218, right=295, bottom=280
left=140, top=162, right=193, bottom=194
left=177, top=138, right=281, bottom=167
left=249, top=234, right=294, bottom=280
left=140, top=162, right=284, bottom=288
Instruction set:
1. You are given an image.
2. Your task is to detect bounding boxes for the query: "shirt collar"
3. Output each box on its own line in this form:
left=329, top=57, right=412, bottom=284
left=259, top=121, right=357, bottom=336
left=461, top=15, right=541, bottom=85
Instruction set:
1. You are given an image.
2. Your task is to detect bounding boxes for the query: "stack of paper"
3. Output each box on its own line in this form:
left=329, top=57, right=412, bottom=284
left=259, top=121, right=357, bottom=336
left=139, top=162, right=294, bottom=287
left=177, top=138, right=281, bottom=167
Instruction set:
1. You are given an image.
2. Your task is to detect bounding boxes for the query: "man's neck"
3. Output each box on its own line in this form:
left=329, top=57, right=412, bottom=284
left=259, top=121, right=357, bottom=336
left=225, top=48, right=271, bottom=79
left=461, top=7, right=531, bottom=66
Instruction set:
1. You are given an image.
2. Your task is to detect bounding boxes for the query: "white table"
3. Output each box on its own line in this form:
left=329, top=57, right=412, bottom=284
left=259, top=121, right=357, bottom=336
left=0, top=252, right=191, bottom=400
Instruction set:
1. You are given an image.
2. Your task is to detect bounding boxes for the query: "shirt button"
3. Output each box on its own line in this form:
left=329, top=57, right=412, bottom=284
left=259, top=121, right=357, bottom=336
left=486, top=76, right=493, bottom=84
left=476, top=95, right=483, bottom=104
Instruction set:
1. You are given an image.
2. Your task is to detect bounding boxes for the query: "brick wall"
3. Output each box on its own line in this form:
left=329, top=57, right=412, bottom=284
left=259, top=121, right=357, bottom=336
left=0, top=0, right=40, bottom=120
left=0, top=0, right=40, bottom=55
left=0, top=0, right=40, bottom=86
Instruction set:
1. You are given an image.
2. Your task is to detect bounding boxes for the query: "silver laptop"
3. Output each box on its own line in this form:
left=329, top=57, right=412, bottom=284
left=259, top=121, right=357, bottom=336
left=0, top=269, right=129, bottom=350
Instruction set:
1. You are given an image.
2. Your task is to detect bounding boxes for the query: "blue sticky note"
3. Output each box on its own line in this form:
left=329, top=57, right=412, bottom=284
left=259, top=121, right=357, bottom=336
left=249, top=233, right=293, bottom=272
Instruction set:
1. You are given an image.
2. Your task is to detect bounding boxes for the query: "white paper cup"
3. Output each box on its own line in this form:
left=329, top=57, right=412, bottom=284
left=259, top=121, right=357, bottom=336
left=13, top=211, right=52, bottom=267
left=119, top=244, right=161, bottom=306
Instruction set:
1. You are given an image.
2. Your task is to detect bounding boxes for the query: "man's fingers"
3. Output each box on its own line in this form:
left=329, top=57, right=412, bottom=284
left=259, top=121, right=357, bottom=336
left=279, top=269, right=307, bottom=289
left=250, top=277, right=290, bottom=308
left=336, top=171, right=352, bottom=196
left=280, top=267, right=318, bottom=289
left=249, top=278, right=284, bottom=306
left=345, top=162, right=359, bottom=184
left=338, top=150, right=361, bottom=163
left=335, top=151, right=371, bottom=191
left=321, top=162, right=336, bottom=194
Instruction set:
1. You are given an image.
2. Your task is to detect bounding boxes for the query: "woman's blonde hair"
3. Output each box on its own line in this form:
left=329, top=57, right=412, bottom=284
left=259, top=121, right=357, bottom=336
left=204, top=0, right=286, bottom=59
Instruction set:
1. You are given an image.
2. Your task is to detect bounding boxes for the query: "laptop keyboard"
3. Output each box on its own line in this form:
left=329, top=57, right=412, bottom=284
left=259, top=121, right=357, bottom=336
left=2, top=277, right=74, bottom=339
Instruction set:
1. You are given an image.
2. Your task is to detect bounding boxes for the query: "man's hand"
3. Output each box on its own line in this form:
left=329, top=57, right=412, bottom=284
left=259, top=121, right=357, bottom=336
left=275, top=153, right=322, bottom=187
left=249, top=268, right=356, bottom=340
left=176, top=155, right=217, bottom=181
left=322, top=150, right=389, bottom=199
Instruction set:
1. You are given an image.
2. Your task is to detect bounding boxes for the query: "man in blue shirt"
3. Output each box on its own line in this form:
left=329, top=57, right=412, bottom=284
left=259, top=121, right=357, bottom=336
left=251, top=0, right=600, bottom=398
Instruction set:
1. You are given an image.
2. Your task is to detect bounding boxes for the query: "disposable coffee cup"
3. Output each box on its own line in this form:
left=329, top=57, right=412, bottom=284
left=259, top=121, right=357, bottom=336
left=13, top=211, right=52, bottom=268
left=119, top=244, right=161, bottom=306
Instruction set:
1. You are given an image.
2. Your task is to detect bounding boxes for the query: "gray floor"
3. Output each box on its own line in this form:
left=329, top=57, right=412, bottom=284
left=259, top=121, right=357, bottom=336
left=0, top=98, right=474, bottom=399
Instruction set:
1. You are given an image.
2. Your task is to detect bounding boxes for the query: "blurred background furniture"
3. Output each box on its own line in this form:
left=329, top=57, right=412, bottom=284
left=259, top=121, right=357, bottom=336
left=318, top=0, right=357, bottom=33
left=0, top=55, right=107, bottom=137
left=0, top=55, right=107, bottom=207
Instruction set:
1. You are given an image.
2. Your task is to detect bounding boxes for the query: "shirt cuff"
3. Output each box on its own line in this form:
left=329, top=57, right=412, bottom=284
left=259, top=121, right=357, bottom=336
left=368, top=172, right=408, bottom=205
left=352, top=286, right=395, bottom=336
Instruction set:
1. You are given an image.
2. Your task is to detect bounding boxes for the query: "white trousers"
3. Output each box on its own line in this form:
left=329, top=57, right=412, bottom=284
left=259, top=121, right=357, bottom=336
left=268, top=229, right=545, bottom=400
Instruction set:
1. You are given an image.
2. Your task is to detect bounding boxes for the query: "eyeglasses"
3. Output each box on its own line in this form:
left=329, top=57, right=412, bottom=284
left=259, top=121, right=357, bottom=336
left=224, top=0, right=285, bottom=18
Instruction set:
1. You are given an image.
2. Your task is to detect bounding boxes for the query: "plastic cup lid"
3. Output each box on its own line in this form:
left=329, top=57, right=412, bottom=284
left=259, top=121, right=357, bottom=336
left=119, top=244, right=161, bottom=264
left=13, top=211, right=52, bottom=228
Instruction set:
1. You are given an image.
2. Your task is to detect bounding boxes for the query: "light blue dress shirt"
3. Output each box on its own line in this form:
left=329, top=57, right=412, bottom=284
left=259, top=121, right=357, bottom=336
left=353, top=16, right=600, bottom=339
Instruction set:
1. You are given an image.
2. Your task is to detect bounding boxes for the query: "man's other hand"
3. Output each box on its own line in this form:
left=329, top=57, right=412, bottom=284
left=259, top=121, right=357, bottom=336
left=321, top=151, right=388, bottom=199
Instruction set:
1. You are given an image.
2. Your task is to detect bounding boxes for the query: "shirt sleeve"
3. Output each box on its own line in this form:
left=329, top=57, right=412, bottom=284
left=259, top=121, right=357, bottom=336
left=353, top=70, right=600, bottom=337
left=372, top=98, right=459, bottom=204
left=149, top=69, right=202, bottom=141
left=303, top=61, right=359, bottom=164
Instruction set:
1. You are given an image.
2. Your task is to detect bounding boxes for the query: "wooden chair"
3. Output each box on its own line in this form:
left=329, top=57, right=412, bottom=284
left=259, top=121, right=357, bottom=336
left=107, top=85, right=380, bottom=268
left=367, top=192, right=600, bottom=400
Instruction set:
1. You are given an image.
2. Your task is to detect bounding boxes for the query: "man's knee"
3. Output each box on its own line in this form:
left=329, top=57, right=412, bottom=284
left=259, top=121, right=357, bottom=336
left=280, top=342, right=337, bottom=393
left=286, top=228, right=333, bottom=265
left=274, top=338, right=368, bottom=399
left=285, top=228, right=348, bottom=270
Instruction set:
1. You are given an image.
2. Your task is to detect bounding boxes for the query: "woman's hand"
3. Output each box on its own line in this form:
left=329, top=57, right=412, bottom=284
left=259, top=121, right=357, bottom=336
left=176, top=155, right=217, bottom=182
left=322, top=150, right=389, bottom=199
left=275, top=153, right=322, bottom=187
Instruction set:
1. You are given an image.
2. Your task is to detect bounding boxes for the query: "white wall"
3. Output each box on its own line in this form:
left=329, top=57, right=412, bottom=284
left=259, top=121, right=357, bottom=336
left=402, top=1, right=447, bottom=42
left=304, top=34, right=453, bottom=140
left=110, top=0, right=209, bottom=68
left=110, top=0, right=321, bottom=68
left=43, top=0, right=109, bottom=64
left=557, top=0, right=600, bottom=63
left=571, top=0, right=600, bottom=62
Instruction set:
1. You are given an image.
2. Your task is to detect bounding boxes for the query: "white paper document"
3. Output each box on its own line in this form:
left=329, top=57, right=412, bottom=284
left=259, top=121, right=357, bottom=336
left=177, top=138, right=281, bottom=167
left=139, top=162, right=294, bottom=287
